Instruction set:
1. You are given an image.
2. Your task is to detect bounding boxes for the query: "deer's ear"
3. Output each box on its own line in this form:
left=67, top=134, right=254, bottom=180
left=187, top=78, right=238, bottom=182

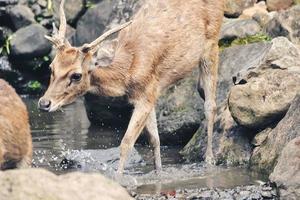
left=94, top=39, right=118, bottom=67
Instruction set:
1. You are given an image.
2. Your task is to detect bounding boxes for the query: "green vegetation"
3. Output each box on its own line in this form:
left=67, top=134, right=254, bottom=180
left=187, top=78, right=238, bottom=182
left=0, top=35, right=12, bottom=55
left=295, top=0, right=300, bottom=5
left=26, top=80, right=42, bottom=92
left=47, top=0, right=53, bottom=11
left=85, top=1, right=96, bottom=8
left=219, top=33, right=272, bottom=50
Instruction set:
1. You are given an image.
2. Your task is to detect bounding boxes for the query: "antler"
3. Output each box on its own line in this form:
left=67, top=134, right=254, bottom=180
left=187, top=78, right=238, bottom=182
left=45, top=0, right=67, bottom=49
left=81, top=21, right=132, bottom=54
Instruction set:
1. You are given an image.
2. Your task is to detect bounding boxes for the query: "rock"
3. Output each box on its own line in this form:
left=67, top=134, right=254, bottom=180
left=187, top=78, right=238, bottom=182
left=156, top=71, right=204, bottom=145
left=0, top=56, right=24, bottom=91
left=228, top=37, right=300, bottom=129
left=53, top=0, right=85, bottom=24
left=8, top=5, right=35, bottom=30
left=75, top=0, right=116, bottom=46
left=220, top=18, right=261, bottom=41
left=266, top=5, right=300, bottom=46
left=0, top=168, right=133, bottom=200
left=60, top=147, right=143, bottom=171
left=0, top=0, right=17, bottom=6
left=266, top=0, right=294, bottom=11
left=75, top=0, right=142, bottom=46
left=10, top=24, right=52, bottom=59
left=270, top=137, right=300, bottom=200
left=181, top=42, right=271, bottom=164
left=224, top=0, right=257, bottom=17
left=239, top=1, right=269, bottom=19
left=251, top=95, right=300, bottom=173
left=0, top=79, right=32, bottom=169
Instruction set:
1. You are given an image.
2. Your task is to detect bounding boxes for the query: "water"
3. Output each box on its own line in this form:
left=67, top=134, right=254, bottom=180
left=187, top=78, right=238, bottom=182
left=24, top=97, right=267, bottom=194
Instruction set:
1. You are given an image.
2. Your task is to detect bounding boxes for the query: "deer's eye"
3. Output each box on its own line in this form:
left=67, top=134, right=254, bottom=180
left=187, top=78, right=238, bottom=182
left=70, top=73, right=82, bottom=82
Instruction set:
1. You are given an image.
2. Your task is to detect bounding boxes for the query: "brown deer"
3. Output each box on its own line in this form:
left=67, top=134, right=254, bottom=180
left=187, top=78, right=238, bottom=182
left=38, top=0, right=224, bottom=174
left=0, top=79, right=32, bottom=170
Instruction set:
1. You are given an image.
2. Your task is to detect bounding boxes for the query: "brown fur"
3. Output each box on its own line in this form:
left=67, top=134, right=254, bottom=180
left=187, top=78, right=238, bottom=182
left=0, top=79, right=32, bottom=170
left=40, top=0, right=224, bottom=174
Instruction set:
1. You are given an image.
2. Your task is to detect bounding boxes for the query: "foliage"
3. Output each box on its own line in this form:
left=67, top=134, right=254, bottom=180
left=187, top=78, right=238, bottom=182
left=295, top=0, right=300, bottom=5
left=0, top=35, right=12, bottom=55
left=26, top=80, right=42, bottom=92
left=86, top=1, right=96, bottom=8
left=219, top=33, right=272, bottom=50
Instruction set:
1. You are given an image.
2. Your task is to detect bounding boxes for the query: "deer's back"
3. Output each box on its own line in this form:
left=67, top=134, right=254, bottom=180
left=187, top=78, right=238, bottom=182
left=116, top=0, right=224, bottom=90
left=0, top=79, right=32, bottom=169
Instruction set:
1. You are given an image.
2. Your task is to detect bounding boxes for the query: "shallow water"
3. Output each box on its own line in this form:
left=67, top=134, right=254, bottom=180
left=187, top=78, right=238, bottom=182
left=24, top=97, right=267, bottom=194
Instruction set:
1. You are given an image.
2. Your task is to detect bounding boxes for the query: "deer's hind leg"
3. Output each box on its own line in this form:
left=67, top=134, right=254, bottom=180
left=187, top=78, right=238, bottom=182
left=198, top=43, right=218, bottom=165
left=145, top=108, right=162, bottom=173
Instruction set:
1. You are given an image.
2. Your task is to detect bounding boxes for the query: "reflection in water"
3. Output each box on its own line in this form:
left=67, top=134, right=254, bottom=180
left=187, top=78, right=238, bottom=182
left=24, top=97, right=267, bottom=194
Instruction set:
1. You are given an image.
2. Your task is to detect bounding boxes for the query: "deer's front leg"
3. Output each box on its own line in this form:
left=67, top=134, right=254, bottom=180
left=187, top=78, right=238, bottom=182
left=117, top=99, right=154, bottom=175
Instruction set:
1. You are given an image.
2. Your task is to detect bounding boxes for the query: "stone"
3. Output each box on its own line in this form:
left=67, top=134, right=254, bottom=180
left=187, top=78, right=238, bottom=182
left=75, top=0, right=142, bottom=46
left=220, top=18, right=261, bottom=41
left=251, top=95, right=300, bottom=173
left=156, top=71, right=205, bottom=145
left=266, top=0, right=294, bottom=11
left=0, top=0, right=17, bottom=6
left=270, top=137, right=300, bottom=200
left=75, top=0, right=116, bottom=46
left=266, top=5, right=300, bottom=46
left=224, top=0, right=257, bottom=17
left=10, top=24, right=52, bottom=59
left=239, top=1, right=269, bottom=19
left=8, top=5, right=35, bottom=30
left=53, top=0, right=85, bottom=24
left=0, top=168, right=133, bottom=200
left=228, top=37, right=300, bottom=129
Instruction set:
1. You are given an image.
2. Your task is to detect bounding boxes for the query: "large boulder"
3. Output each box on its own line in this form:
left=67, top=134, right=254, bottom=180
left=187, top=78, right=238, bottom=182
left=266, top=0, right=294, bottom=11
left=220, top=18, right=261, bottom=41
left=266, top=5, right=300, bottom=46
left=53, top=0, right=85, bottom=24
left=0, top=168, right=133, bottom=200
left=269, top=137, right=300, bottom=200
left=228, top=37, right=300, bottom=129
left=250, top=95, right=300, bottom=173
left=75, top=0, right=142, bottom=45
left=10, top=24, right=52, bottom=59
left=224, top=0, right=257, bottom=17
left=156, top=71, right=204, bottom=145
left=7, top=5, right=35, bottom=30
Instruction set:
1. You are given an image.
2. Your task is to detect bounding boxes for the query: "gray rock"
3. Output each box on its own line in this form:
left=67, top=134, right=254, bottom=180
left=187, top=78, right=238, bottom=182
left=8, top=5, right=35, bottom=30
left=156, top=71, right=204, bottom=145
left=75, top=0, right=142, bottom=46
left=221, top=18, right=261, bottom=41
left=228, top=37, right=300, bottom=129
left=0, top=0, right=17, bottom=6
left=251, top=95, right=300, bottom=173
left=266, top=0, right=294, bottom=11
left=10, top=24, right=52, bottom=59
left=75, top=0, right=116, bottom=46
left=266, top=5, right=300, bottom=46
left=270, top=136, right=300, bottom=200
left=0, top=168, right=133, bottom=200
left=53, top=0, right=85, bottom=24
left=224, top=0, right=257, bottom=17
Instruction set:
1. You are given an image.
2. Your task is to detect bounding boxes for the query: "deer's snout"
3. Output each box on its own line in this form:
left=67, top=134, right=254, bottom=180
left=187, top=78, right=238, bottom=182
left=38, top=98, right=51, bottom=112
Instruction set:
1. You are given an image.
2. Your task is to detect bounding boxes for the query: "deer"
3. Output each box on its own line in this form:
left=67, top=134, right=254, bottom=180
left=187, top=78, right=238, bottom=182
left=38, top=0, right=224, bottom=175
left=0, top=79, right=32, bottom=170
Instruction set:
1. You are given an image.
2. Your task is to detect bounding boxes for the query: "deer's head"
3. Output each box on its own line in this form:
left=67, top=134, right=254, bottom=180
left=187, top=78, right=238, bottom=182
left=38, top=0, right=130, bottom=112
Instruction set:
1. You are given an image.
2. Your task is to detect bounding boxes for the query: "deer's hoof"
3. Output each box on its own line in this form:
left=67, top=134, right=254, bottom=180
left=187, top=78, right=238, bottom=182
left=205, top=155, right=216, bottom=165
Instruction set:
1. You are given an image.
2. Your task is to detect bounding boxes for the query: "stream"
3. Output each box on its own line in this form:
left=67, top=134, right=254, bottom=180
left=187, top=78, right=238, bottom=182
left=24, top=97, right=269, bottom=197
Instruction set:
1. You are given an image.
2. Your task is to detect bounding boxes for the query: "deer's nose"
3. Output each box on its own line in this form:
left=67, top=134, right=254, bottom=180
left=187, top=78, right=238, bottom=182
left=38, top=98, right=51, bottom=111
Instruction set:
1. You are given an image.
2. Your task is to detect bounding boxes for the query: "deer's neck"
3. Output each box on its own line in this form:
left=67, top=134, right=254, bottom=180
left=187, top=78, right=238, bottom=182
left=88, top=49, right=133, bottom=97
